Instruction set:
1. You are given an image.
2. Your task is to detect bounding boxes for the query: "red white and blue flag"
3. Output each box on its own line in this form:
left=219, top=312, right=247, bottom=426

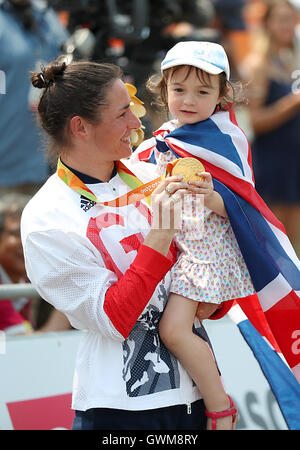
left=135, top=107, right=300, bottom=397
left=228, top=301, right=300, bottom=430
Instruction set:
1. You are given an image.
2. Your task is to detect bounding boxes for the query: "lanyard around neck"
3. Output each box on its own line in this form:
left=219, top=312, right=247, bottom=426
left=56, top=158, right=161, bottom=207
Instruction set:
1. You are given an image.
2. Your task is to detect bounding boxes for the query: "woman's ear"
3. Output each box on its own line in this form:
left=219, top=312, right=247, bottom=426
left=69, top=116, right=90, bottom=141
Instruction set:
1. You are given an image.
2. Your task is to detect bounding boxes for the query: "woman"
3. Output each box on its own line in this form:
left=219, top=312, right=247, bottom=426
left=20, top=58, right=230, bottom=430
left=242, top=0, right=300, bottom=250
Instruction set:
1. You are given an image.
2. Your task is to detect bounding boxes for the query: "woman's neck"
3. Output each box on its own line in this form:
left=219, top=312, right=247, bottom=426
left=60, top=151, right=115, bottom=183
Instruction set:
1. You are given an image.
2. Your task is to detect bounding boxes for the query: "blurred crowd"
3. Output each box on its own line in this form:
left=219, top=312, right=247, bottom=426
left=1, top=0, right=300, bottom=335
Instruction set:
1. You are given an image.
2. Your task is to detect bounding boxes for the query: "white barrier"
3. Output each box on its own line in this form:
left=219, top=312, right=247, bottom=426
left=0, top=319, right=288, bottom=430
left=0, top=330, right=81, bottom=430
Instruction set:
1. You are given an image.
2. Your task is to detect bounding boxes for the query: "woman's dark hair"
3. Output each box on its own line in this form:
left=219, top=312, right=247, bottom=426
left=31, top=57, right=122, bottom=164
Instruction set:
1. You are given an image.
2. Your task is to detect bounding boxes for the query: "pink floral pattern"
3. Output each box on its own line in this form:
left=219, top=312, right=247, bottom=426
left=156, top=148, right=255, bottom=304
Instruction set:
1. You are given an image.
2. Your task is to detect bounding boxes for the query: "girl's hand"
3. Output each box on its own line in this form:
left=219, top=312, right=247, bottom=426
left=188, top=172, right=228, bottom=218
left=187, top=172, right=214, bottom=201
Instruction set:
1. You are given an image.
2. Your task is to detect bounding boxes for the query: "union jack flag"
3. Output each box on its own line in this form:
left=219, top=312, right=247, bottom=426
left=228, top=301, right=300, bottom=430
left=134, top=107, right=300, bottom=388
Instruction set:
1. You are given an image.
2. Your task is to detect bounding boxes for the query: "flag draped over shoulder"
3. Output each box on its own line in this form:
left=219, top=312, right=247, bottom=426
left=134, top=107, right=300, bottom=388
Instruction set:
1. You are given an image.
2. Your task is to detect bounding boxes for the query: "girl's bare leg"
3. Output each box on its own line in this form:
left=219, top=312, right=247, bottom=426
left=159, top=293, right=234, bottom=429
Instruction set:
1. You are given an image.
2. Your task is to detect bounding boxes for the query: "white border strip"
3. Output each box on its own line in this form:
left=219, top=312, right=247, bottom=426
left=228, top=303, right=247, bottom=324
left=257, top=274, right=292, bottom=312
left=267, top=221, right=300, bottom=271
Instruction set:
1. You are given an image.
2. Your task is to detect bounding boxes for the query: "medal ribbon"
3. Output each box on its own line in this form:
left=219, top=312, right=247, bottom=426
left=57, top=158, right=161, bottom=207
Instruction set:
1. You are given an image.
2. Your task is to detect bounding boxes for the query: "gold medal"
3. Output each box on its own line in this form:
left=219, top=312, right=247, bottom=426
left=170, top=157, right=205, bottom=182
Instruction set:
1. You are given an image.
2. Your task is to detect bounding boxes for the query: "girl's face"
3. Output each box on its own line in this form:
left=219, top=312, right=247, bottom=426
left=166, top=66, right=223, bottom=127
left=266, top=2, right=296, bottom=47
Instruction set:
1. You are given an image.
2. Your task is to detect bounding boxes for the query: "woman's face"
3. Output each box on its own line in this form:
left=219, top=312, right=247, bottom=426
left=266, top=2, right=297, bottom=47
left=89, top=78, right=141, bottom=161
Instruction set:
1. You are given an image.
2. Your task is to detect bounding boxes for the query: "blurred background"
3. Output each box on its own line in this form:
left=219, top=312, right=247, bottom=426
left=0, top=0, right=300, bottom=430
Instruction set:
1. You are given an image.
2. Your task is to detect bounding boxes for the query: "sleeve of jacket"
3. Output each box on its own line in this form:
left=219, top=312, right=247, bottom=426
left=23, top=229, right=173, bottom=340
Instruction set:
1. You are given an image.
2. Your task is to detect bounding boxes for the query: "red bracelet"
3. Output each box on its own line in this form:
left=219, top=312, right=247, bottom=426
left=205, top=395, right=238, bottom=430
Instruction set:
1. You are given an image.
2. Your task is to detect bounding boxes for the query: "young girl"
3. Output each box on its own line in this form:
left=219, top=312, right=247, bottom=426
left=146, top=41, right=255, bottom=429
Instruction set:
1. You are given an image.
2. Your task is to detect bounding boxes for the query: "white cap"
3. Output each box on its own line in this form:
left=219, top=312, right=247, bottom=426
left=161, top=41, right=230, bottom=80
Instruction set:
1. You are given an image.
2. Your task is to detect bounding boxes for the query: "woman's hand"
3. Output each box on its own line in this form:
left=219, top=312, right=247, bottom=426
left=188, top=172, right=228, bottom=218
left=143, top=175, right=190, bottom=256
left=151, top=175, right=190, bottom=231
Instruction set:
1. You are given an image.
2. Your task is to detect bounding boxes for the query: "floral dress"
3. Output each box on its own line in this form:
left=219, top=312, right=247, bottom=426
left=155, top=147, right=255, bottom=304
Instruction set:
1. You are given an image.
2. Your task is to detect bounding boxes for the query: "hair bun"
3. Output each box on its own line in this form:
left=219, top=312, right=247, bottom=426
left=31, top=60, right=67, bottom=89
left=31, top=71, right=47, bottom=89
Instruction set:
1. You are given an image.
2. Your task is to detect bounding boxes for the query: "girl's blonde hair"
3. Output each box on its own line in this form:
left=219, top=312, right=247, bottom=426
left=146, top=65, right=245, bottom=117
